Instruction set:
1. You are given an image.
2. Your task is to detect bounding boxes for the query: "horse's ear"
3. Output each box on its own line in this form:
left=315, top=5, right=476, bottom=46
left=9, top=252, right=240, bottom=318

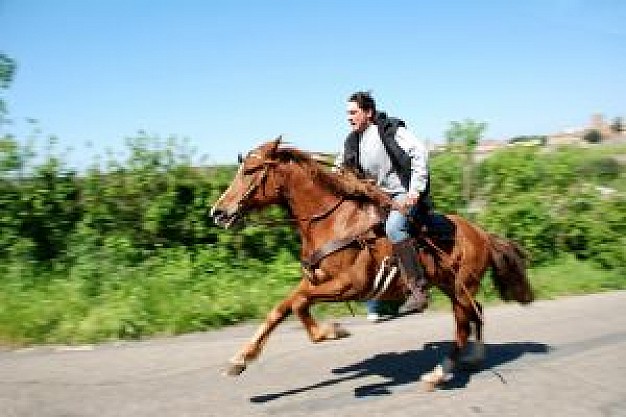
left=268, top=135, right=285, bottom=159
left=270, top=136, right=282, bottom=151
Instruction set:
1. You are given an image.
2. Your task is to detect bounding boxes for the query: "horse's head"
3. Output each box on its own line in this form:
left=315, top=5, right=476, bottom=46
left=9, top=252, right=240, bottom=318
left=211, top=137, right=286, bottom=229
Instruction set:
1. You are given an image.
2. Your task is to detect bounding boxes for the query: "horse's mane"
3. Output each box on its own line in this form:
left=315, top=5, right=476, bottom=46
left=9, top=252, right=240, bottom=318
left=275, top=147, right=392, bottom=208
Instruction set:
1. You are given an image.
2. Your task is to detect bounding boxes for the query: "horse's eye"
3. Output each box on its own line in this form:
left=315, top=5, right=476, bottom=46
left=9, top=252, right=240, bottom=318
left=243, top=165, right=260, bottom=175
left=237, top=153, right=244, bottom=164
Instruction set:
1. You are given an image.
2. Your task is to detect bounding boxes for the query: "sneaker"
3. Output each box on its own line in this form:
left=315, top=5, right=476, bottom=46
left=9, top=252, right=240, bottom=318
left=366, top=313, right=383, bottom=323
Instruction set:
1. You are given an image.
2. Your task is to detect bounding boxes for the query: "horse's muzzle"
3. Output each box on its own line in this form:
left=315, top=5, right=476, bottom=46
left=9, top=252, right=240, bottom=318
left=210, top=206, right=240, bottom=229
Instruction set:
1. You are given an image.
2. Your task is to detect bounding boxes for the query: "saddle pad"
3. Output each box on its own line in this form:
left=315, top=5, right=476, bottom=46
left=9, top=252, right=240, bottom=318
left=417, top=212, right=456, bottom=242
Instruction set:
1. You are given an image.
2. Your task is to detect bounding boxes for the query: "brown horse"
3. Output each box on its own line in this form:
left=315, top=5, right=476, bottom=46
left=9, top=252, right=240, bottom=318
left=211, top=138, right=533, bottom=387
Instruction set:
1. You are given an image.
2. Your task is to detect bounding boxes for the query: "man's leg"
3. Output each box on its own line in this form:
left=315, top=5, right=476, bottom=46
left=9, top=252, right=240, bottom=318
left=386, top=196, right=428, bottom=314
left=392, top=238, right=428, bottom=314
left=366, top=300, right=381, bottom=322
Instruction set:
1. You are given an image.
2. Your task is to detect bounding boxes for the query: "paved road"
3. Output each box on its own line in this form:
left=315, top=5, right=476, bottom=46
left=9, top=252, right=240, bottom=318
left=2, top=291, right=626, bottom=417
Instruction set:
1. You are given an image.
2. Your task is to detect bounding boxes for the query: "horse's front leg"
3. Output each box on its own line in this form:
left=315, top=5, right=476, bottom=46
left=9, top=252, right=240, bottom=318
left=224, top=276, right=352, bottom=376
left=292, top=247, right=374, bottom=342
left=291, top=277, right=354, bottom=343
left=224, top=294, right=294, bottom=376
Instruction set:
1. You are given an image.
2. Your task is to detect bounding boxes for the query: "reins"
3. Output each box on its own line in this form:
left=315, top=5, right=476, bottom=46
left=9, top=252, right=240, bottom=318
left=421, top=235, right=484, bottom=323
left=239, top=196, right=345, bottom=228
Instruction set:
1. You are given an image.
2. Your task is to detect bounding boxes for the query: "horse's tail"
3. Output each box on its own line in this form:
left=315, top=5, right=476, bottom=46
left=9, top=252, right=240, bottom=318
left=488, top=233, right=534, bottom=304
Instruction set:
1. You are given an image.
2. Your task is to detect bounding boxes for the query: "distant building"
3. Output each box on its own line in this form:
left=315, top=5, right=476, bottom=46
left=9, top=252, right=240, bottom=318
left=547, top=113, right=625, bottom=146
left=474, top=139, right=506, bottom=161
left=429, top=113, right=625, bottom=160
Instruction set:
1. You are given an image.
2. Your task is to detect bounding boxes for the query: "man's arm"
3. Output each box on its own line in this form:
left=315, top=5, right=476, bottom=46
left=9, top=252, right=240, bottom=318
left=395, top=126, right=429, bottom=207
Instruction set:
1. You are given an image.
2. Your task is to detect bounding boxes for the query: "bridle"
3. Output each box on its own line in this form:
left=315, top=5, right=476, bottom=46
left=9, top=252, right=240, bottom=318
left=238, top=152, right=272, bottom=204
left=235, top=151, right=344, bottom=228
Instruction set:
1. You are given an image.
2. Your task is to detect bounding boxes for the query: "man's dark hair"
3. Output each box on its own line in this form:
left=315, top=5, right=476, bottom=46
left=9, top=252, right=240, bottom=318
left=348, top=91, right=376, bottom=115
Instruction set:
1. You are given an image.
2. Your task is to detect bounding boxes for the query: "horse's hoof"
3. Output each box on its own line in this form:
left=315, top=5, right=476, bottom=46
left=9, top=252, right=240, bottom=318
left=332, top=323, right=351, bottom=339
left=222, top=362, right=246, bottom=376
left=421, top=363, right=453, bottom=386
left=457, top=342, right=485, bottom=371
left=420, top=371, right=448, bottom=385
left=422, top=381, right=437, bottom=392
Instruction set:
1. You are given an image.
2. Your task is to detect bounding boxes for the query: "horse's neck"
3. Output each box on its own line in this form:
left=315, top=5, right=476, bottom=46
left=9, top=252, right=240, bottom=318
left=281, top=166, right=338, bottom=219
left=279, top=163, right=383, bottom=249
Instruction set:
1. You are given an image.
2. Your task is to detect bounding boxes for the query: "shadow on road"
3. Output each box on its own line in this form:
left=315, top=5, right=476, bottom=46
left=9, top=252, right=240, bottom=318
left=249, top=340, right=550, bottom=403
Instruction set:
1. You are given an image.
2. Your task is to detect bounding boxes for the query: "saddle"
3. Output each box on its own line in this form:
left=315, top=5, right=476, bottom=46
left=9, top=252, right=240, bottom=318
left=410, top=211, right=456, bottom=245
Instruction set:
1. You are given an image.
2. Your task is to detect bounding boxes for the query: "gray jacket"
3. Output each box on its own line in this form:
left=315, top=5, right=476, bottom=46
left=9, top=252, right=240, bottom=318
left=335, top=123, right=429, bottom=197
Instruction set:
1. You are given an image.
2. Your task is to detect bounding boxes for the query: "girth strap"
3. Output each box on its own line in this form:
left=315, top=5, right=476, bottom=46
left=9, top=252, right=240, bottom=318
left=301, top=236, right=358, bottom=272
left=300, top=203, right=383, bottom=281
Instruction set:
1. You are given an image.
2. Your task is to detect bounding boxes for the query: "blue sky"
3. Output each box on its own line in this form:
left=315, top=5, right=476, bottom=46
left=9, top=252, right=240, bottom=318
left=2, top=0, right=625, bottom=167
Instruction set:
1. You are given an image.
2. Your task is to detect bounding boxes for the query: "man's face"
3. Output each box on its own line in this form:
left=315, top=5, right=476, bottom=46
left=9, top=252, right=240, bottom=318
left=347, top=100, right=372, bottom=133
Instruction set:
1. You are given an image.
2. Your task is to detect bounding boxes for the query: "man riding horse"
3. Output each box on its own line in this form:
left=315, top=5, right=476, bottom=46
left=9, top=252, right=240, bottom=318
left=335, top=91, right=432, bottom=317
left=211, top=135, right=533, bottom=383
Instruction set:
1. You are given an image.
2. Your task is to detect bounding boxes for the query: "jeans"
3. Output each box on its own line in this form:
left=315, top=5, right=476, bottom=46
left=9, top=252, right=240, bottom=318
left=385, top=193, right=412, bottom=243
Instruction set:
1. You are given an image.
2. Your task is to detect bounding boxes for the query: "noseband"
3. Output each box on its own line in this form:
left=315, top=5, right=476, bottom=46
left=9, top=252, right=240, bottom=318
left=236, top=152, right=275, bottom=212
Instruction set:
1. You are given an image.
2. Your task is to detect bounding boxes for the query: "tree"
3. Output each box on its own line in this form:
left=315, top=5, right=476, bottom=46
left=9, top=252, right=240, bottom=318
left=611, top=117, right=624, bottom=134
left=583, top=129, right=602, bottom=144
left=0, top=136, right=23, bottom=173
left=444, top=119, right=487, bottom=213
left=0, top=53, right=17, bottom=126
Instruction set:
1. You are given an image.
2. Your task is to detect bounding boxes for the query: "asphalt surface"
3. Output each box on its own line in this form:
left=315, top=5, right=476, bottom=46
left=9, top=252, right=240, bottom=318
left=1, top=291, right=626, bottom=417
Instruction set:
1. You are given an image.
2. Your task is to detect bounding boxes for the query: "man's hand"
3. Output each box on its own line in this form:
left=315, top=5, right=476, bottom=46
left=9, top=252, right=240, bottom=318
left=393, top=194, right=419, bottom=215
left=404, top=194, right=420, bottom=208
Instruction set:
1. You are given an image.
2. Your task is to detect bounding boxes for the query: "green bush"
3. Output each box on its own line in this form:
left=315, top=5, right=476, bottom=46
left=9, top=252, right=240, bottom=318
left=0, top=135, right=624, bottom=345
left=429, top=151, right=464, bottom=213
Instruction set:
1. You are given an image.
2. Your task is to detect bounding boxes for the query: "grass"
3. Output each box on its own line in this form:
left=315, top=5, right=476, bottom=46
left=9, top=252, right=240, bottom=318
left=0, top=247, right=304, bottom=346
left=1, top=250, right=623, bottom=348
left=428, top=254, right=625, bottom=310
left=526, top=255, right=625, bottom=298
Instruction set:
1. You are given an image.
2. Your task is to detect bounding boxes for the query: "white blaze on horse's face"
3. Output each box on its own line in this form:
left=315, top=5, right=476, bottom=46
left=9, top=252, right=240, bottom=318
left=210, top=151, right=266, bottom=229
left=210, top=163, right=245, bottom=229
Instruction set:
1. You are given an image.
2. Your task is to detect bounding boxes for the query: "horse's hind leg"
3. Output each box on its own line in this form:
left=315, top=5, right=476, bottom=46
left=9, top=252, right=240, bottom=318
left=421, top=299, right=473, bottom=386
left=451, top=300, right=472, bottom=361
left=473, top=302, right=483, bottom=343
left=459, top=301, right=485, bottom=369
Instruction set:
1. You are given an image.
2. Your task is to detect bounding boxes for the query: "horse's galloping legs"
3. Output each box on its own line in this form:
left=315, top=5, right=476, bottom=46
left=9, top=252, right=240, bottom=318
left=452, top=297, right=485, bottom=370
left=451, top=300, right=472, bottom=360
left=421, top=298, right=477, bottom=386
left=224, top=276, right=353, bottom=376
left=472, top=301, right=484, bottom=342
left=466, top=300, right=485, bottom=366
left=292, top=277, right=354, bottom=343
left=225, top=294, right=294, bottom=376
left=293, top=247, right=371, bottom=342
